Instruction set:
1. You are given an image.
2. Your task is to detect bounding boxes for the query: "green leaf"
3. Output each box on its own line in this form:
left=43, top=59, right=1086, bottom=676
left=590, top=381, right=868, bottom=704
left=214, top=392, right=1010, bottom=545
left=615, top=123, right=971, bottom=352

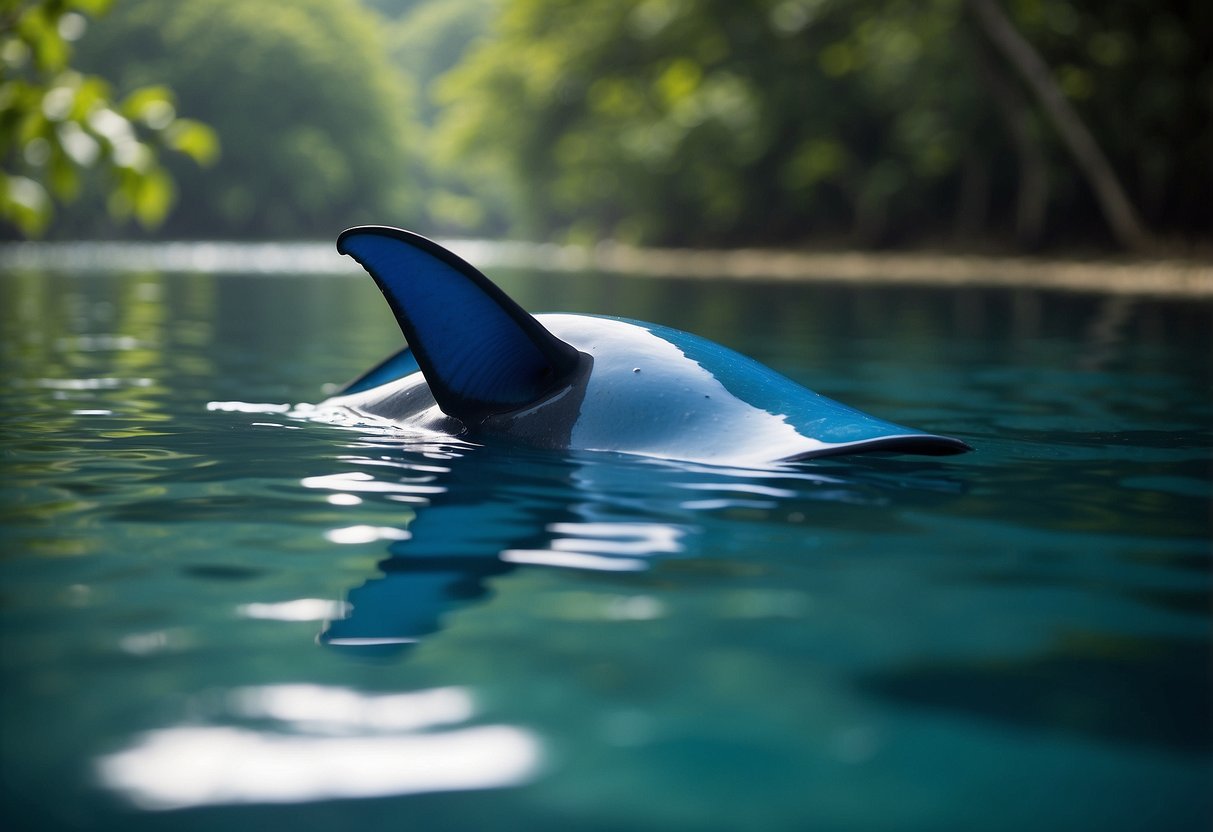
left=48, top=148, right=81, bottom=199
left=133, top=167, right=174, bottom=227
left=121, top=85, right=176, bottom=126
left=19, top=6, right=70, bottom=74
left=69, top=0, right=117, bottom=15
left=1, top=173, right=53, bottom=236
left=73, top=75, right=110, bottom=118
left=165, top=119, right=220, bottom=165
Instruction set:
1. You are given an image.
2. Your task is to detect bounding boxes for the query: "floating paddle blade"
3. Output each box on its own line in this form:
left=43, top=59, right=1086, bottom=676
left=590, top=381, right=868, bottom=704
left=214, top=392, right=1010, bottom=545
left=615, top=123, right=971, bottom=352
left=337, top=226, right=581, bottom=420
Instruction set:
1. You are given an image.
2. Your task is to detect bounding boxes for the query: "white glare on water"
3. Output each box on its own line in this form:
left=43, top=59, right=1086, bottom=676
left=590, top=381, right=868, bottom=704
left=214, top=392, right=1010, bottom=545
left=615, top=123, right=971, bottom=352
left=95, top=686, right=542, bottom=810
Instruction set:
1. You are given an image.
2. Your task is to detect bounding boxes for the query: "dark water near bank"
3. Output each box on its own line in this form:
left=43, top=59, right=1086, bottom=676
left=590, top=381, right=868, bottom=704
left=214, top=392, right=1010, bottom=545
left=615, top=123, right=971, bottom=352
left=1, top=264, right=1210, bottom=831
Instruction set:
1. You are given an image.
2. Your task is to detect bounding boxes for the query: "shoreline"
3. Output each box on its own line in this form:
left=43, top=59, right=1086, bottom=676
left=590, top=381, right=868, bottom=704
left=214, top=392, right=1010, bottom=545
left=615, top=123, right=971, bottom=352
left=2, top=239, right=1210, bottom=298
left=575, top=243, right=1213, bottom=298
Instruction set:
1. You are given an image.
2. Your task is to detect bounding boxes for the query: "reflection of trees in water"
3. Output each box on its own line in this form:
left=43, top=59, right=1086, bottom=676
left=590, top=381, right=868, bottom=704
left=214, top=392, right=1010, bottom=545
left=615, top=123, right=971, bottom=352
left=0, top=269, right=217, bottom=434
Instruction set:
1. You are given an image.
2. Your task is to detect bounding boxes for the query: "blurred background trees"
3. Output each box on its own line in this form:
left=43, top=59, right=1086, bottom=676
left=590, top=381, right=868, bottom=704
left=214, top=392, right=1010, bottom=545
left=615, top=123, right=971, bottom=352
left=67, top=0, right=419, bottom=238
left=431, top=0, right=1208, bottom=250
left=3, top=0, right=1208, bottom=251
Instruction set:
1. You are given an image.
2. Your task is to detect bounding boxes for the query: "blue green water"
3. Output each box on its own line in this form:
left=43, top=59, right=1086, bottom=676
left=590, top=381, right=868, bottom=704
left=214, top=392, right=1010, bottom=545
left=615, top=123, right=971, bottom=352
left=1, top=264, right=1210, bottom=831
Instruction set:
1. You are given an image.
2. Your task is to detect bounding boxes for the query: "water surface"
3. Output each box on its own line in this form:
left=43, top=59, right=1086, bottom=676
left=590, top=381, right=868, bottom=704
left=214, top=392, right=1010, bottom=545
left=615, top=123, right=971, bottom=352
left=1, top=264, right=1209, bottom=831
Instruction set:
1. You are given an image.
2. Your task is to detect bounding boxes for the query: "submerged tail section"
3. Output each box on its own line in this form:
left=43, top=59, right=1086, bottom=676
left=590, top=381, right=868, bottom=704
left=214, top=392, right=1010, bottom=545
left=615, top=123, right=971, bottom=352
left=337, top=226, right=581, bottom=421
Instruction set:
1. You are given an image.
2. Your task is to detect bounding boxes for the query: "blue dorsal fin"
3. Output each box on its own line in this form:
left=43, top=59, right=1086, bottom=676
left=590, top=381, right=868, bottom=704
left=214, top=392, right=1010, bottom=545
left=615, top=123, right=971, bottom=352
left=337, top=226, right=581, bottom=421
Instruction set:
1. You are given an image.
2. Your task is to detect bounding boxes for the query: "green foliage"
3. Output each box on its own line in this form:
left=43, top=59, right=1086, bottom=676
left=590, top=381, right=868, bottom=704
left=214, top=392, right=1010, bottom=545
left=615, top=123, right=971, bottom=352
left=430, top=0, right=982, bottom=244
left=67, top=0, right=419, bottom=238
left=431, top=0, right=1209, bottom=248
left=1005, top=0, right=1210, bottom=242
left=6, top=0, right=1204, bottom=248
left=1, top=0, right=219, bottom=236
left=382, top=0, right=496, bottom=233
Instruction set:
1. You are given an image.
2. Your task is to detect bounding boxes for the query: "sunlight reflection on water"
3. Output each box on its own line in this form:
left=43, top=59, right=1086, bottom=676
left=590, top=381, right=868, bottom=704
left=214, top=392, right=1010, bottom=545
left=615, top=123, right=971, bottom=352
left=237, top=599, right=350, bottom=622
left=95, top=686, right=543, bottom=810
left=501, top=520, right=687, bottom=572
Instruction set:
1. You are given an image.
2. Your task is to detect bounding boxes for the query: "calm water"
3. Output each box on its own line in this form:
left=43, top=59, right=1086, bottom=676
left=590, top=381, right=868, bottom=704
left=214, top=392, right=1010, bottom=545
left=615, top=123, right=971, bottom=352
left=1, top=263, right=1210, bottom=831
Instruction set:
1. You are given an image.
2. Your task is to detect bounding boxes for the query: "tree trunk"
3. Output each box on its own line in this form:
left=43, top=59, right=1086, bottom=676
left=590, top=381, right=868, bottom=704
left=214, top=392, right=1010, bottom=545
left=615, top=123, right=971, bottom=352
left=970, top=33, right=1048, bottom=248
left=967, top=0, right=1153, bottom=251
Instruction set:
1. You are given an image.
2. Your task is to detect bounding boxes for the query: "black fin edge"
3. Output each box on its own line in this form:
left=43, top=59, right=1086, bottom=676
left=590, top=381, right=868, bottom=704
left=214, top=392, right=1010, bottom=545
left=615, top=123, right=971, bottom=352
left=785, top=434, right=974, bottom=462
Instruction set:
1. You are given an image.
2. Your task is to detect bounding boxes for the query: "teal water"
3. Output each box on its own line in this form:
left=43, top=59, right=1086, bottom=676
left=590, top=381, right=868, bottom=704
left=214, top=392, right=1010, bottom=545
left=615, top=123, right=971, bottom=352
left=1, top=265, right=1209, bottom=831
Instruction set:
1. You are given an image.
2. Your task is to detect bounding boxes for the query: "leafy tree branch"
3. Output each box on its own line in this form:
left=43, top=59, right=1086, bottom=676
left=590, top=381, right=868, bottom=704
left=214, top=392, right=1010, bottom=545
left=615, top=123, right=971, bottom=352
left=1, top=0, right=218, bottom=237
